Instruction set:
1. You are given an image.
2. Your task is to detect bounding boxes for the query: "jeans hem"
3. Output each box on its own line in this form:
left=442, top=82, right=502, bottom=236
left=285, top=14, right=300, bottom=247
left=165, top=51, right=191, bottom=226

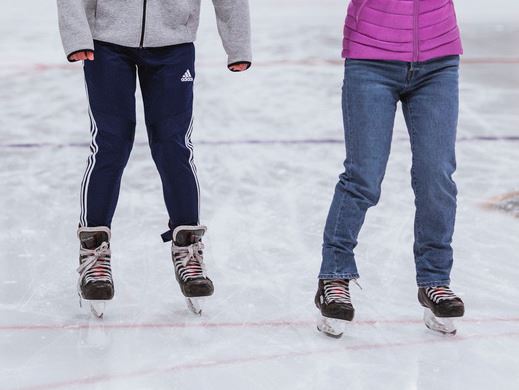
left=417, top=279, right=451, bottom=288
left=318, top=273, right=360, bottom=280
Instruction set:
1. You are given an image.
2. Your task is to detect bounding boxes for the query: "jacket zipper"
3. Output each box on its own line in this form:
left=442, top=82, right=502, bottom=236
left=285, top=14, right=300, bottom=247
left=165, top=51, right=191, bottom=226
left=412, top=0, right=419, bottom=62
left=139, top=0, right=148, bottom=48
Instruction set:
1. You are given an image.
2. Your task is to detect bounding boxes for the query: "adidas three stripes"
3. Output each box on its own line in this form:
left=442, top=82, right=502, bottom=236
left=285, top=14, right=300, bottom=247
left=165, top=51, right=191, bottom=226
left=81, top=40, right=199, bottom=239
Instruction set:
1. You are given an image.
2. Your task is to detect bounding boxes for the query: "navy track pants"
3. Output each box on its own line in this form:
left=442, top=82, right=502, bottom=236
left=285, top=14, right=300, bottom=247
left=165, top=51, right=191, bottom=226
left=80, top=40, right=199, bottom=239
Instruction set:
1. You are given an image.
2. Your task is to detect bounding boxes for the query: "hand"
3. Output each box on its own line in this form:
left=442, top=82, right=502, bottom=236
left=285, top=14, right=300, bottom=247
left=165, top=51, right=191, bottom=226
left=68, top=50, right=95, bottom=62
left=228, top=62, right=251, bottom=72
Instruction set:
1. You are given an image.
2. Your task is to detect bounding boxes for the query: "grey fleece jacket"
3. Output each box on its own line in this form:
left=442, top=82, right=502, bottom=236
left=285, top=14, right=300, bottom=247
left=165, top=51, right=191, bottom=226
left=57, top=0, right=252, bottom=65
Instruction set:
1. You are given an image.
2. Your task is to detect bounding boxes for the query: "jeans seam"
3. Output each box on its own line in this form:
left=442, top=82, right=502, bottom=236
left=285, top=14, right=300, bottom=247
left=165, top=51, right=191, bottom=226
left=344, top=64, right=354, bottom=177
left=331, top=191, right=347, bottom=269
left=330, top=66, right=353, bottom=271
left=404, top=98, right=423, bottom=252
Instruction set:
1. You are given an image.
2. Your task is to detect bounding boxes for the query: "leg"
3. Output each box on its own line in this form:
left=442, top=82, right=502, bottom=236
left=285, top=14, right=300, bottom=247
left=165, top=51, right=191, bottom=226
left=137, top=43, right=199, bottom=233
left=81, top=41, right=137, bottom=227
left=138, top=45, right=212, bottom=315
left=401, top=56, right=460, bottom=287
left=319, top=60, right=401, bottom=279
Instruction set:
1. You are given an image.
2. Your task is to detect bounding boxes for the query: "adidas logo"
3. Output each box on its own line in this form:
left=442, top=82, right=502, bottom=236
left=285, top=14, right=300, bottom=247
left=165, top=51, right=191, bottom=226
left=181, top=69, right=194, bottom=82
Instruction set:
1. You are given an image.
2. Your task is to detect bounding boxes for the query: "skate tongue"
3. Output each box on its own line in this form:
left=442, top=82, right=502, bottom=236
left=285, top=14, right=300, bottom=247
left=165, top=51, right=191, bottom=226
left=174, top=228, right=205, bottom=247
left=80, top=231, right=109, bottom=250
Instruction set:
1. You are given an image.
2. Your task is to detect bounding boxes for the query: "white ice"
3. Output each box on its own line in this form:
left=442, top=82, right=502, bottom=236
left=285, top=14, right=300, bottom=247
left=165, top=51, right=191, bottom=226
left=1, top=1, right=519, bottom=389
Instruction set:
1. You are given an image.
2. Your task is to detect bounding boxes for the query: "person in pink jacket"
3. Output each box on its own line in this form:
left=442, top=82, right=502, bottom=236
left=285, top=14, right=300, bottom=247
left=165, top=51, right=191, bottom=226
left=315, top=0, right=465, bottom=338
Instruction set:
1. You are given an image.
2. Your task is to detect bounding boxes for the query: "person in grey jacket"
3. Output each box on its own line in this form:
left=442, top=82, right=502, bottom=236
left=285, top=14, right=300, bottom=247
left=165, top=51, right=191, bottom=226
left=58, top=0, right=251, bottom=67
left=57, top=0, right=252, bottom=318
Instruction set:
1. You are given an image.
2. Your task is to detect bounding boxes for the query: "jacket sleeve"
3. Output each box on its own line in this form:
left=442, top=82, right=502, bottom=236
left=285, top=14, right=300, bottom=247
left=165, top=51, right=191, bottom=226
left=212, top=0, right=252, bottom=66
left=56, top=0, right=94, bottom=61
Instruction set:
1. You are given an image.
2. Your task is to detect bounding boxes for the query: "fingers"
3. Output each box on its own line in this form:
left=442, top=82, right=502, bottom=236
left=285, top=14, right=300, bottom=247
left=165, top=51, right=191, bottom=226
left=228, top=62, right=251, bottom=72
left=69, top=52, right=86, bottom=62
left=69, top=51, right=95, bottom=62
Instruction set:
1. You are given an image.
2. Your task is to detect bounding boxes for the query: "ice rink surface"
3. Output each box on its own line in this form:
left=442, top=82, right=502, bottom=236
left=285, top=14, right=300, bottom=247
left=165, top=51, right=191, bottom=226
left=1, top=1, right=519, bottom=389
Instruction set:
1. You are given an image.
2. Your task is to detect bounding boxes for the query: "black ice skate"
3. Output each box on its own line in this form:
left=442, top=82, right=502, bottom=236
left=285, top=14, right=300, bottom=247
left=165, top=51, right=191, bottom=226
left=77, top=227, right=114, bottom=318
left=418, top=286, right=464, bottom=335
left=315, top=279, right=355, bottom=338
left=171, top=225, right=213, bottom=315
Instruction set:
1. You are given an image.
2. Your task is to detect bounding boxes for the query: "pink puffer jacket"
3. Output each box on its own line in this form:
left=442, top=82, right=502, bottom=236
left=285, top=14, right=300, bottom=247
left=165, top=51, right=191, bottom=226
left=343, top=0, right=463, bottom=62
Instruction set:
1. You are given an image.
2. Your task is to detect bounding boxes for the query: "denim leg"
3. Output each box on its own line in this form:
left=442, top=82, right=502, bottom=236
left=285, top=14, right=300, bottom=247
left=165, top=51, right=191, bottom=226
left=401, top=56, right=460, bottom=287
left=319, top=60, right=400, bottom=280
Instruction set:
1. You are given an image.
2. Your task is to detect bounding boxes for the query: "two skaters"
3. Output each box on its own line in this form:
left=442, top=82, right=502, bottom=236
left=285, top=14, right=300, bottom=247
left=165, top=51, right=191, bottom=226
left=57, top=0, right=252, bottom=316
left=58, top=0, right=465, bottom=334
left=315, top=0, right=465, bottom=337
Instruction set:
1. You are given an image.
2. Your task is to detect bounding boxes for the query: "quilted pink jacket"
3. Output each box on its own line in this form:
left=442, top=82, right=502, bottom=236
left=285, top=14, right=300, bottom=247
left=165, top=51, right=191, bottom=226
left=343, top=0, right=463, bottom=62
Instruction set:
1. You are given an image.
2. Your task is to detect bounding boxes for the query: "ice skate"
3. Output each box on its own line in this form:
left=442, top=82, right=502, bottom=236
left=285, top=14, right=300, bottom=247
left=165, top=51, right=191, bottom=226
left=171, top=225, right=213, bottom=315
left=315, top=279, right=355, bottom=338
left=77, top=227, right=114, bottom=318
left=418, top=286, right=464, bottom=335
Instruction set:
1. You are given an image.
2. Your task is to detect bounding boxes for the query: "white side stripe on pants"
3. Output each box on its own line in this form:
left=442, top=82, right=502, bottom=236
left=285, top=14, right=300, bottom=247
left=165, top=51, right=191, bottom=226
left=185, top=116, right=200, bottom=222
left=79, top=80, right=100, bottom=227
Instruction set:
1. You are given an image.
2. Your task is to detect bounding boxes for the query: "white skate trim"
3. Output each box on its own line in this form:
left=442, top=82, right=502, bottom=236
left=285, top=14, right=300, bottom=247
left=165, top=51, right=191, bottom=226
left=423, top=308, right=457, bottom=335
left=317, top=316, right=348, bottom=338
left=77, top=226, right=112, bottom=240
left=172, top=225, right=207, bottom=242
left=80, top=80, right=100, bottom=227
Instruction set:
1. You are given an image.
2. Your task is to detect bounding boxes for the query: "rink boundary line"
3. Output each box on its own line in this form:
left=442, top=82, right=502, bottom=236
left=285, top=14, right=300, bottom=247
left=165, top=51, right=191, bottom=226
left=9, top=330, right=519, bottom=390
left=2, top=316, right=519, bottom=332
left=1, top=57, right=519, bottom=77
left=1, top=135, right=519, bottom=149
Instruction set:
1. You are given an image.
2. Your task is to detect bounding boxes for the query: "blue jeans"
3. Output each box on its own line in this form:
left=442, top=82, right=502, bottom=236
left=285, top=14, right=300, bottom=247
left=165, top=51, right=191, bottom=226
left=319, top=56, right=460, bottom=288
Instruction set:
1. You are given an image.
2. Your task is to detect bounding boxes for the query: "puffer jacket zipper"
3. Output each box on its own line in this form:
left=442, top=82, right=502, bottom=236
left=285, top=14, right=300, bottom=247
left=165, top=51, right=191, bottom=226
left=139, top=0, right=148, bottom=47
left=412, top=0, right=419, bottom=62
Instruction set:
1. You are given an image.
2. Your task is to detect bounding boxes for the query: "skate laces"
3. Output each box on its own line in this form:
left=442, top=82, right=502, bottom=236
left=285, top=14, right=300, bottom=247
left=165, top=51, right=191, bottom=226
left=172, top=241, right=206, bottom=281
left=77, top=242, right=112, bottom=292
left=323, top=280, right=351, bottom=304
left=426, top=286, right=458, bottom=303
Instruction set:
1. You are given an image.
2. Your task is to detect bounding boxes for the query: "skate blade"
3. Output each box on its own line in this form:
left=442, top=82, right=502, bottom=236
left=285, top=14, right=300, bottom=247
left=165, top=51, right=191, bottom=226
left=423, top=308, right=457, bottom=335
left=86, top=301, right=107, bottom=319
left=317, top=316, right=348, bottom=338
left=186, top=298, right=204, bottom=316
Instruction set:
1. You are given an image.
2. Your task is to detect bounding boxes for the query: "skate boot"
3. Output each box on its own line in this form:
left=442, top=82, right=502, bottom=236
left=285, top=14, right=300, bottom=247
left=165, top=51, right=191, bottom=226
left=315, top=279, right=355, bottom=338
left=77, top=227, right=113, bottom=318
left=418, top=286, right=464, bottom=335
left=171, top=225, right=213, bottom=315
